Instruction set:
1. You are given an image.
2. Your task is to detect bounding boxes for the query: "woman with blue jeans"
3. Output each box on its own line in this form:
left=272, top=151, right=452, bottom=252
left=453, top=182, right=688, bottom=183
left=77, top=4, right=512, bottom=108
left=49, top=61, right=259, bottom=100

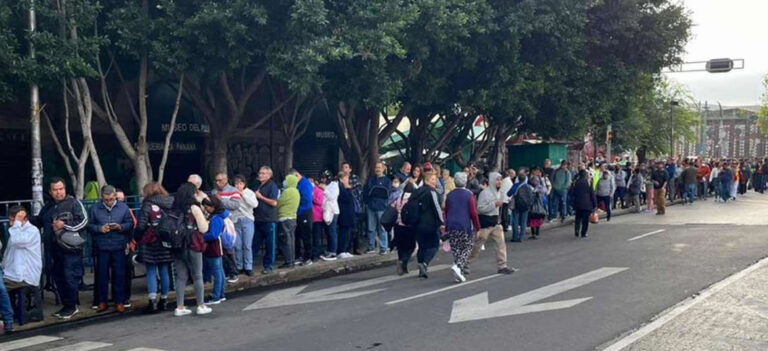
left=136, top=183, right=176, bottom=313
left=232, top=175, right=258, bottom=276
left=202, top=197, right=229, bottom=305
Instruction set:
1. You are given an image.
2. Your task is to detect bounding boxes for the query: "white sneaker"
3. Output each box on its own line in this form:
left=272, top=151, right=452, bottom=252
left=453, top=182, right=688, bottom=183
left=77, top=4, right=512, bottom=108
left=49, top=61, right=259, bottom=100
left=174, top=307, right=192, bottom=317
left=196, top=305, right=212, bottom=315
left=450, top=264, right=466, bottom=283
left=320, top=254, right=337, bottom=261
left=338, top=252, right=353, bottom=259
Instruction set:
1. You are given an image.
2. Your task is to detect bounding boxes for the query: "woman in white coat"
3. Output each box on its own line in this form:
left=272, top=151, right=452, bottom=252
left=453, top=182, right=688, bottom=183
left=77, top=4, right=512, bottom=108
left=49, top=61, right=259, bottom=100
left=320, top=171, right=341, bottom=261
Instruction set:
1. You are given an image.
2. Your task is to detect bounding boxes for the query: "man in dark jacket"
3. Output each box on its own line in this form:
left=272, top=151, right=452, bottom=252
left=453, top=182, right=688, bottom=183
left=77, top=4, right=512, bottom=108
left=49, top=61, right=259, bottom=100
left=571, top=170, right=597, bottom=238
left=364, top=162, right=391, bottom=254
left=31, top=177, right=89, bottom=320
left=88, top=185, right=134, bottom=313
left=253, top=166, right=279, bottom=274
left=652, top=161, right=670, bottom=215
left=290, top=169, right=315, bottom=265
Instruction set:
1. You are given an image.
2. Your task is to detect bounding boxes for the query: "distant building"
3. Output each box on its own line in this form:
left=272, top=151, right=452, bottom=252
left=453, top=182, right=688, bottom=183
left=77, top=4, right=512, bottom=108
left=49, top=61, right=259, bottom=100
left=678, top=105, right=763, bottom=159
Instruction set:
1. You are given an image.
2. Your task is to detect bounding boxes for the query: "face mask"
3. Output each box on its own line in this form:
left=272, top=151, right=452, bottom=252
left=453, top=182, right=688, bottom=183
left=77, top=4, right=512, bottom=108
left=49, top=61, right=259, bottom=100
left=12, top=221, right=22, bottom=228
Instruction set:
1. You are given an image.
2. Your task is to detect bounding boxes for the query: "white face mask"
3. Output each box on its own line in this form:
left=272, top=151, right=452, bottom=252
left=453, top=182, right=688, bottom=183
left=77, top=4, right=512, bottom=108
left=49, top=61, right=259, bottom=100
left=12, top=220, right=22, bottom=228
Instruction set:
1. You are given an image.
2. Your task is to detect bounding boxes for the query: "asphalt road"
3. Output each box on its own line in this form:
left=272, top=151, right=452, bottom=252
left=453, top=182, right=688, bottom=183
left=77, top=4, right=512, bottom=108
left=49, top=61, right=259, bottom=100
left=4, top=194, right=768, bottom=351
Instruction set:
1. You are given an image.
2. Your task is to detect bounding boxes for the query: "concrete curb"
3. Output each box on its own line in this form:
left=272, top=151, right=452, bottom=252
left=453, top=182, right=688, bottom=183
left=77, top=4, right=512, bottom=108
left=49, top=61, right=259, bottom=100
left=14, top=198, right=685, bottom=333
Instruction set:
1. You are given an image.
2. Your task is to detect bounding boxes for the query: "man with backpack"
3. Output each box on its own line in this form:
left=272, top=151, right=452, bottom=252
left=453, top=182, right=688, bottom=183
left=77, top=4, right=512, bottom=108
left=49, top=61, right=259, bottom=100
left=31, top=177, right=89, bottom=320
left=508, top=174, right=534, bottom=243
left=364, top=162, right=392, bottom=254
left=471, top=172, right=516, bottom=275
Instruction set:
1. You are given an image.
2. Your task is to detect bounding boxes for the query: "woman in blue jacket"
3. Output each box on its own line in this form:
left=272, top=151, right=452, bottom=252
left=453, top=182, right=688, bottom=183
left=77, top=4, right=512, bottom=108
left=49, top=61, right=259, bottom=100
left=202, top=196, right=230, bottom=305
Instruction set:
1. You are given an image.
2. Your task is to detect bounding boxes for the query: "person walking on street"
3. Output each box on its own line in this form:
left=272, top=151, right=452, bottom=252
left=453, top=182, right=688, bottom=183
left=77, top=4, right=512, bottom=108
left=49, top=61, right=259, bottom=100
left=88, top=185, right=134, bottom=313
left=508, top=174, right=534, bottom=242
left=443, top=172, right=481, bottom=282
left=682, top=160, right=698, bottom=205
left=718, top=164, right=734, bottom=203
left=277, top=174, right=300, bottom=268
left=135, top=183, right=175, bottom=313
left=528, top=176, right=547, bottom=239
left=652, top=161, right=670, bottom=215
left=472, top=172, right=517, bottom=274
left=613, top=166, right=627, bottom=209
left=253, top=166, right=279, bottom=274
left=393, top=183, right=417, bottom=275
left=413, top=173, right=443, bottom=278
left=571, top=170, right=597, bottom=238
left=595, top=170, right=616, bottom=221
left=551, top=161, right=571, bottom=222
left=231, top=175, right=258, bottom=277
left=364, top=162, right=392, bottom=254
left=171, top=183, right=212, bottom=317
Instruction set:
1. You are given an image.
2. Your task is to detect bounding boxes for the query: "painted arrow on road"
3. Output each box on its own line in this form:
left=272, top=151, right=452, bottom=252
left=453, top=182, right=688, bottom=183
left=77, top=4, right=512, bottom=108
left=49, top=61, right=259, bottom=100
left=449, top=267, right=628, bottom=323
left=244, top=264, right=450, bottom=310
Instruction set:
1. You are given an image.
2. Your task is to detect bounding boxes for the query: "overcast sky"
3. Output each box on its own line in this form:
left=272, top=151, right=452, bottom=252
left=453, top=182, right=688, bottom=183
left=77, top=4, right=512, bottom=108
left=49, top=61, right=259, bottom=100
left=664, top=0, right=767, bottom=107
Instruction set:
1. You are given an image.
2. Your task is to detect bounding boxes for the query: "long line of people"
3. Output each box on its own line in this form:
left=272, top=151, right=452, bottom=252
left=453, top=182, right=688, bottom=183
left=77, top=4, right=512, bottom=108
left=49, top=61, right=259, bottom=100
left=3, top=156, right=767, bottom=334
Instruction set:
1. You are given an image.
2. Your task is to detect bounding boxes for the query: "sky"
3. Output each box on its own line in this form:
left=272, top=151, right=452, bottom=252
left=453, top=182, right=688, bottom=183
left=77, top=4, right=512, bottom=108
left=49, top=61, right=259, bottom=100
left=664, top=0, right=767, bottom=107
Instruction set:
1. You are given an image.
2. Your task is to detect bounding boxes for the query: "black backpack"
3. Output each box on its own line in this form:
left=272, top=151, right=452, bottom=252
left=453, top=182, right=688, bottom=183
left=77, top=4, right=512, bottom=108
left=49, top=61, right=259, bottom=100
left=400, top=191, right=423, bottom=226
left=514, top=185, right=534, bottom=211
left=157, top=209, right=189, bottom=250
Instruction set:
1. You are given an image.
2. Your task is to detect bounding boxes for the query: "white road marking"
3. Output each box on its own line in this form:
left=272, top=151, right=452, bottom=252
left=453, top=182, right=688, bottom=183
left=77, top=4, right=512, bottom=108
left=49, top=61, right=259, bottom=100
left=627, top=229, right=665, bottom=242
left=449, top=267, right=628, bottom=323
left=601, top=256, right=768, bottom=351
left=126, top=348, right=167, bottom=351
left=244, top=264, right=451, bottom=310
left=46, top=341, right=112, bottom=351
left=386, top=274, right=502, bottom=305
left=0, top=336, right=62, bottom=351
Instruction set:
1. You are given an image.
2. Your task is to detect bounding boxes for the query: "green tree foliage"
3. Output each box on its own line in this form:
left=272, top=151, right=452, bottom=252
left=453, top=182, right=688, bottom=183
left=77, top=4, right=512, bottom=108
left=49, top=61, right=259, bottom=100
left=757, top=75, right=768, bottom=135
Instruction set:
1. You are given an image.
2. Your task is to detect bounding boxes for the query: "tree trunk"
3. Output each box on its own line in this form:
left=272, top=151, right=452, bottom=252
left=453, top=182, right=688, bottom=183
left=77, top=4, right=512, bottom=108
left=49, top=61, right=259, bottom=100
left=284, top=139, right=294, bottom=172
left=211, top=134, right=228, bottom=178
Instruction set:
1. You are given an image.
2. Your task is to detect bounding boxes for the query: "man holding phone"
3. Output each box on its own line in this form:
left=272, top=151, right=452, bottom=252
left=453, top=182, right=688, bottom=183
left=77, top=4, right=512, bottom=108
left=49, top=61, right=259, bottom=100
left=88, top=185, right=134, bottom=313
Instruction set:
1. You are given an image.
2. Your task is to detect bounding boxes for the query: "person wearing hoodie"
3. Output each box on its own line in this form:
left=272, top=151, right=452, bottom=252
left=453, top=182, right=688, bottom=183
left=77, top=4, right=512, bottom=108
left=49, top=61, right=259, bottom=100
left=135, top=182, right=175, bottom=313
left=202, top=196, right=229, bottom=305
left=595, top=169, right=616, bottom=221
left=321, top=174, right=341, bottom=261
left=1, top=205, right=43, bottom=333
left=471, top=172, right=516, bottom=275
left=88, top=185, right=134, bottom=313
left=443, top=173, right=480, bottom=283
left=291, top=170, right=315, bottom=266
left=364, top=162, right=392, bottom=254
left=572, top=170, right=597, bottom=238
left=277, top=174, right=300, bottom=268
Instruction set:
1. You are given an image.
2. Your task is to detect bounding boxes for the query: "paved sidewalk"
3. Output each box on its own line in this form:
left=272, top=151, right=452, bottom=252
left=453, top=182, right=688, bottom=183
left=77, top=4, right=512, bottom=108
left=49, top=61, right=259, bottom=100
left=605, top=256, right=768, bottom=351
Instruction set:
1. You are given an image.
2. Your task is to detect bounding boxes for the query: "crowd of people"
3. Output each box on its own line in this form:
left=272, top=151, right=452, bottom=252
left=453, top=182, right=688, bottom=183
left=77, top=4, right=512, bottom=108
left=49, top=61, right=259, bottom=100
left=1, top=155, right=766, bottom=334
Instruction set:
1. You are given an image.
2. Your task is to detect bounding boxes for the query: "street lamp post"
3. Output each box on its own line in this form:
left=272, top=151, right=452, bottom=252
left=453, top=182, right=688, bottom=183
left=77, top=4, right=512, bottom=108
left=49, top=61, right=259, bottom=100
left=29, top=0, right=44, bottom=215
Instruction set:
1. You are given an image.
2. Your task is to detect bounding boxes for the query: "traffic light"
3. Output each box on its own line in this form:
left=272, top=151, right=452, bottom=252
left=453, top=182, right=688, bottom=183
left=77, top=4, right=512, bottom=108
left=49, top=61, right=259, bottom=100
left=706, top=58, right=734, bottom=73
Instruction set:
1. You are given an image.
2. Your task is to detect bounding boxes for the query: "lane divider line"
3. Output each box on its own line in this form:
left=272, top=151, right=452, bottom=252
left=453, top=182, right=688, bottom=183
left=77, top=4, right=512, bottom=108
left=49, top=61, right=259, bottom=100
left=627, top=229, right=665, bottom=242
left=386, top=274, right=502, bottom=305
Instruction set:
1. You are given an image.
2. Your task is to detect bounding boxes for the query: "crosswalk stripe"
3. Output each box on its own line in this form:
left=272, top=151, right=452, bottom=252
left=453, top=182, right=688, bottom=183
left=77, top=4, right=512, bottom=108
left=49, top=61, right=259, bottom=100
left=126, top=348, right=166, bottom=351
left=0, top=336, right=63, bottom=351
left=46, top=341, right=112, bottom=351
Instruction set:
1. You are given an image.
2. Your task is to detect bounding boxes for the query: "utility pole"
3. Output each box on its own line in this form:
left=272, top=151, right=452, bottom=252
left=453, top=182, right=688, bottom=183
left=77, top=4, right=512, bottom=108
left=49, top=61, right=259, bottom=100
left=606, top=124, right=612, bottom=163
left=29, top=0, right=44, bottom=215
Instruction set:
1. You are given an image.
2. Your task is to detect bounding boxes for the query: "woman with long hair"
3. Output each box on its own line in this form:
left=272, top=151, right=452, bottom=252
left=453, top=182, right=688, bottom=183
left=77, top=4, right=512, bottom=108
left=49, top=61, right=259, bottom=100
left=410, top=165, right=424, bottom=188
left=172, top=183, right=212, bottom=316
left=393, top=182, right=417, bottom=275
left=414, top=173, right=444, bottom=278
left=135, top=182, right=175, bottom=313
